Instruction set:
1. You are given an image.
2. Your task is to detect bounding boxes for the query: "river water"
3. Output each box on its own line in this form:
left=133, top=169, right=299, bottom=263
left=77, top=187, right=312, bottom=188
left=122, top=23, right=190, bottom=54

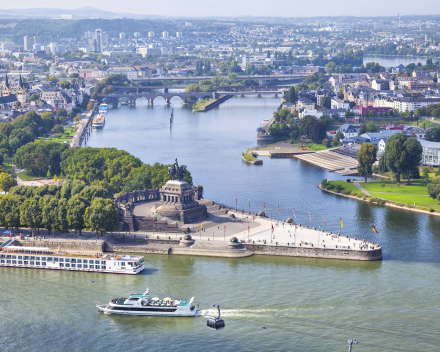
left=363, top=54, right=438, bottom=68
left=2, top=96, right=440, bottom=351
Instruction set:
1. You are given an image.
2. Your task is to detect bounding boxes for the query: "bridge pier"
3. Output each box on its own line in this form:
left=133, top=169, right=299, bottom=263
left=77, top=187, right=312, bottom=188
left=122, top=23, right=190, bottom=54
left=257, top=94, right=261, bottom=97
left=164, top=88, right=169, bottom=93
left=274, top=93, right=278, bottom=98
left=131, top=99, right=136, bottom=106
left=148, top=98, right=154, bottom=106
left=259, top=78, right=267, bottom=87
left=165, top=98, right=171, bottom=105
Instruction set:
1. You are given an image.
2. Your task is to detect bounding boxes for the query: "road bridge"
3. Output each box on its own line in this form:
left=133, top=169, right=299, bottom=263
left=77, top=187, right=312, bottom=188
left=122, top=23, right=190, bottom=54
left=99, top=89, right=284, bottom=106
left=113, top=85, right=291, bottom=93
left=132, top=74, right=310, bottom=86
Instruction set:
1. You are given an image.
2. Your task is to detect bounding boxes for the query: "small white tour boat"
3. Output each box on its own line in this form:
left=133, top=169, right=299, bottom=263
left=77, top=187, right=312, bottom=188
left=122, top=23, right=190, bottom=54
left=96, top=288, right=198, bottom=316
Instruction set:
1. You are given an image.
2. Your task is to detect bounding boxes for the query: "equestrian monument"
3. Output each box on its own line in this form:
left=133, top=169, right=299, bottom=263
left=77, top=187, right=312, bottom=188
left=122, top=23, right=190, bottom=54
left=156, top=159, right=208, bottom=224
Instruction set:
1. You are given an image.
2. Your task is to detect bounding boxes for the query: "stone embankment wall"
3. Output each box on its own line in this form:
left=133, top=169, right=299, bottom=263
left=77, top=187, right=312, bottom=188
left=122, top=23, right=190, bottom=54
left=0, top=237, right=105, bottom=252
left=243, top=243, right=382, bottom=261
left=195, top=95, right=232, bottom=112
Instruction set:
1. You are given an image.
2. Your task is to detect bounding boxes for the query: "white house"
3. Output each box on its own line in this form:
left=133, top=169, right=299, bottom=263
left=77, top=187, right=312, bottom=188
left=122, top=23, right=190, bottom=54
left=419, top=139, right=440, bottom=166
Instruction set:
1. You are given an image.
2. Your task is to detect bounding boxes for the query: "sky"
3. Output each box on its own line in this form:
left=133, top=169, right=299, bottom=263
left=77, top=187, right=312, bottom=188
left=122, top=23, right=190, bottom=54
left=3, top=0, right=440, bottom=18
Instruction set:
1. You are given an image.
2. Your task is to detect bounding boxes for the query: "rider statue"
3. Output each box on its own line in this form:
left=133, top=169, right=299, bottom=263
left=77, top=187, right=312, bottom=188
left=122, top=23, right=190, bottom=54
left=167, top=158, right=186, bottom=182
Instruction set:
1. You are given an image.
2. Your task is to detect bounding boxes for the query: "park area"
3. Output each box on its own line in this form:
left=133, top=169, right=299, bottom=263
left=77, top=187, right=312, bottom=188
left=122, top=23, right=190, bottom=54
left=322, top=174, right=440, bottom=212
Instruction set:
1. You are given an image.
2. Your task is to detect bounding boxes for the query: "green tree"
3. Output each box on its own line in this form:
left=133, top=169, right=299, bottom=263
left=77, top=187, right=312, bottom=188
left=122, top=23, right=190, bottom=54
left=366, top=121, right=379, bottom=133
left=87, top=101, right=94, bottom=110
left=0, top=195, right=23, bottom=231
left=56, top=108, right=67, bottom=122
left=0, top=173, right=17, bottom=192
left=283, top=87, right=297, bottom=104
left=84, top=198, right=119, bottom=238
left=426, top=127, right=440, bottom=142
left=402, top=138, right=422, bottom=184
left=56, top=198, right=69, bottom=236
left=185, top=83, right=201, bottom=92
left=310, top=122, right=327, bottom=144
left=357, top=143, right=377, bottom=182
left=368, top=110, right=375, bottom=118
left=53, top=125, right=64, bottom=134
left=15, top=101, right=21, bottom=110
left=384, top=133, right=407, bottom=183
left=74, top=114, right=82, bottom=122
left=321, top=96, right=331, bottom=109
left=40, top=195, right=58, bottom=236
left=427, top=176, right=440, bottom=200
left=359, top=123, right=367, bottom=134
left=67, top=195, right=89, bottom=236
left=60, top=80, right=71, bottom=89
left=20, top=196, right=42, bottom=237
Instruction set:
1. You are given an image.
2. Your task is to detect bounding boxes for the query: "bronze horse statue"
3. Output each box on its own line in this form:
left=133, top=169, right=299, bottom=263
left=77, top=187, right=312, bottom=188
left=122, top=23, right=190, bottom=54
left=167, top=159, right=187, bottom=181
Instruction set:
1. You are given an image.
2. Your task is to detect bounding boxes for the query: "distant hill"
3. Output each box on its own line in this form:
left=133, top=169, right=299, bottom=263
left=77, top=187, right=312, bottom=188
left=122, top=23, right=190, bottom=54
left=0, top=6, right=165, bottom=19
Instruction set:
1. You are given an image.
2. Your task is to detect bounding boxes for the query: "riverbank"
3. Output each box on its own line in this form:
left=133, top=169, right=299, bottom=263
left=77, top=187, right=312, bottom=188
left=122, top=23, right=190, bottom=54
left=319, top=183, right=440, bottom=217
left=192, top=95, right=232, bottom=112
left=242, top=149, right=263, bottom=164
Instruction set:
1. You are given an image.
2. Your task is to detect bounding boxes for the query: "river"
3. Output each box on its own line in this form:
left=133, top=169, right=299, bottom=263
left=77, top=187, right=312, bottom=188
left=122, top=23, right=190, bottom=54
left=363, top=54, right=439, bottom=68
left=2, top=96, right=440, bottom=351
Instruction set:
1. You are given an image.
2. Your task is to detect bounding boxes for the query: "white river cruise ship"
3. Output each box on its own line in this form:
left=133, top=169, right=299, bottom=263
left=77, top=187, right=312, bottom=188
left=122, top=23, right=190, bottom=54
left=0, top=246, right=144, bottom=274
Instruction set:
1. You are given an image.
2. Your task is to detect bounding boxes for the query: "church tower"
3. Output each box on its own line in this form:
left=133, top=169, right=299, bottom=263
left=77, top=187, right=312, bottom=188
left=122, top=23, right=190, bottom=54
left=2, top=74, right=12, bottom=97
left=15, top=74, right=26, bottom=105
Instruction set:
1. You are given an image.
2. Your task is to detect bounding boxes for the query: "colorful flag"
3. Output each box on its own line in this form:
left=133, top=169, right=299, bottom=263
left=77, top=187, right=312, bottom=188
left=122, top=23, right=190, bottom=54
left=236, top=196, right=237, bottom=206
left=264, top=202, right=266, bottom=211
left=308, top=212, right=311, bottom=221
left=249, top=199, right=251, bottom=208
left=293, top=207, right=296, bottom=218
left=224, top=225, right=226, bottom=232
left=340, top=218, right=343, bottom=229
left=278, top=205, right=280, bottom=214
left=271, top=224, right=274, bottom=233
left=153, top=219, right=155, bottom=230
left=200, top=221, right=202, bottom=230
left=324, top=216, right=326, bottom=226
left=373, top=226, right=379, bottom=234
left=248, top=226, right=250, bottom=233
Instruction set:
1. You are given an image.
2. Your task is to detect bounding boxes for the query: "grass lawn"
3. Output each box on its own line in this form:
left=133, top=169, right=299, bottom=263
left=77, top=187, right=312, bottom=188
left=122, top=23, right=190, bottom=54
left=192, top=98, right=213, bottom=112
left=370, top=192, right=440, bottom=210
left=243, top=149, right=261, bottom=163
left=17, top=170, right=42, bottom=181
left=37, top=126, right=76, bottom=143
left=325, top=180, right=361, bottom=194
left=412, top=119, right=439, bottom=129
left=361, top=180, right=429, bottom=195
left=306, top=143, right=333, bottom=151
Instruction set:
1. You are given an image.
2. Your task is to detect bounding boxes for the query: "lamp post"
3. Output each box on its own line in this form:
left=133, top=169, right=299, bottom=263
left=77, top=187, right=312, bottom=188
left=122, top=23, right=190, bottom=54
left=347, top=339, right=359, bottom=352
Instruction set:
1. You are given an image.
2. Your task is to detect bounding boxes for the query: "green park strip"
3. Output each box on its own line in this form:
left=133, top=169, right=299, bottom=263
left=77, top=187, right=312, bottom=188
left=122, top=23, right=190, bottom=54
left=369, top=192, right=440, bottom=210
left=192, top=98, right=213, bottom=112
left=305, top=143, right=333, bottom=151
left=37, top=126, right=76, bottom=143
left=321, top=180, right=361, bottom=196
left=242, top=149, right=262, bottom=164
left=360, top=180, right=430, bottom=195
left=17, top=170, right=42, bottom=181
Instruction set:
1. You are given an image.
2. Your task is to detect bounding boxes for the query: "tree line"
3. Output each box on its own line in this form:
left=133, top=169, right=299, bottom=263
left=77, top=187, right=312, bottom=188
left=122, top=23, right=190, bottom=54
left=0, top=181, right=118, bottom=237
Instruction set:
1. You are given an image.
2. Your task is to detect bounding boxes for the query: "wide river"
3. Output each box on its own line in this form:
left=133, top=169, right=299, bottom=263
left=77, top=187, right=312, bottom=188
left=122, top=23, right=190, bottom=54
left=2, top=96, right=440, bottom=351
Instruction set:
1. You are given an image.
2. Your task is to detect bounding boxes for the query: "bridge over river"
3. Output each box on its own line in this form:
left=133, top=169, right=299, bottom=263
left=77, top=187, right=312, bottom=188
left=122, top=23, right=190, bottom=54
left=99, top=89, right=284, bottom=106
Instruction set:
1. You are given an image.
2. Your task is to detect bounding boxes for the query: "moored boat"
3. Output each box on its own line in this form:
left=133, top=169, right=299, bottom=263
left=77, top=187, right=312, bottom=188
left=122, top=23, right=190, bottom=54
left=99, top=103, right=108, bottom=114
left=92, top=113, right=105, bottom=128
left=97, top=288, right=198, bottom=316
left=0, top=246, right=144, bottom=274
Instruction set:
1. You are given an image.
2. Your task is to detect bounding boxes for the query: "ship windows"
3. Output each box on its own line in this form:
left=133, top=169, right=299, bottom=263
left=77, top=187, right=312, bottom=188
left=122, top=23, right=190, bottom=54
left=18, top=256, right=22, bottom=260
left=24, top=256, right=29, bottom=260
left=24, top=261, right=28, bottom=265
left=30, top=256, right=35, bottom=260
left=59, top=258, right=64, bottom=262
left=12, top=260, right=16, bottom=264
left=65, top=263, right=70, bottom=268
left=18, top=261, right=23, bottom=264
left=71, top=259, right=76, bottom=263
left=30, top=261, right=35, bottom=265
left=71, top=264, right=76, bottom=268
left=53, top=257, right=58, bottom=262
left=0, top=260, right=4, bottom=263
left=77, top=259, right=82, bottom=263
left=41, top=257, right=46, bottom=261
left=95, top=260, right=100, bottom=264
left=41, top=262, right=46, bottom=266
left=36, top=262, right=40, bottom=266
left=121, top=262, right=125, bottom=266
left=12, top=255, right=16, bottom=259
left=83, top=265, right=88, bottom=269
left=77, top=264, right=82, bottom=268
left=60, top=263, right=64, bottom=267
left=101, top=261, right=105, bottom=265
left=6, top=260, right=11, bottom=264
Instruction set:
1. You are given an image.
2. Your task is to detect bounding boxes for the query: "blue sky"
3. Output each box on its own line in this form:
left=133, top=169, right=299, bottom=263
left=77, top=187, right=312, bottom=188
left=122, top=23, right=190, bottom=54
left=4, top=0, right=440, bottom=18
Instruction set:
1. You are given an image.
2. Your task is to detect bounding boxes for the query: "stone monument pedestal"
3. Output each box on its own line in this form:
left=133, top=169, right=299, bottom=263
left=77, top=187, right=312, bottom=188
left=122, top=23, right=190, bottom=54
left=156, top=180, right=208, bottom=224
